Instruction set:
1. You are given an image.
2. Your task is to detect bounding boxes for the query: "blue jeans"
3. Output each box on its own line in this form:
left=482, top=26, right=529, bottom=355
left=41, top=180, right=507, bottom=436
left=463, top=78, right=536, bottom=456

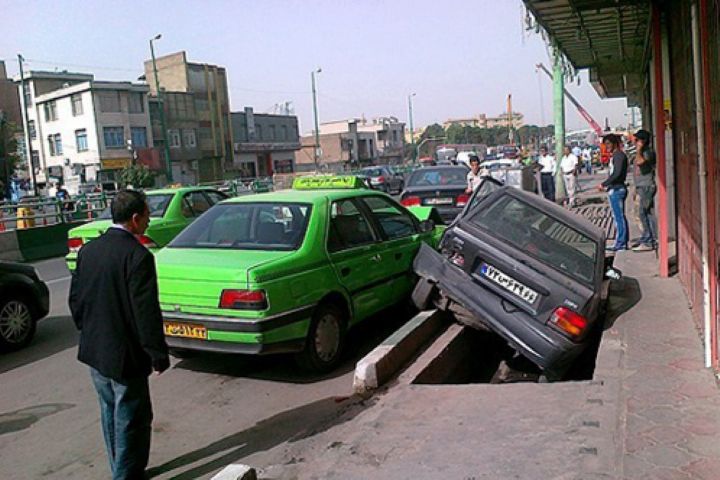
left=90, top=368, right=153, bottom=480
left=608, top=187, right=629, bottom=249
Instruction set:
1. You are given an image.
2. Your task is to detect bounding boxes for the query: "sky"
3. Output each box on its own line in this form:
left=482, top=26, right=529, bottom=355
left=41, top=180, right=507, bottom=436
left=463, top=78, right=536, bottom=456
left=2, top=0, right=632, bottom=134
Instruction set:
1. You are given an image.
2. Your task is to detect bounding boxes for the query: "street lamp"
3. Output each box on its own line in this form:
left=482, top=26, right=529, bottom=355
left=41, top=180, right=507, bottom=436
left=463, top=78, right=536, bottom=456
left=150, top=33, right=173, bottom=183
left=311, top=68, right=322, bottom=169
left=408, top=93, right=416, bottom=164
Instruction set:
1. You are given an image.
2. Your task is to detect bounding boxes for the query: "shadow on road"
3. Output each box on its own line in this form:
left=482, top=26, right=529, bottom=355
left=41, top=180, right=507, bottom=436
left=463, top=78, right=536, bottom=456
left=0, top=316, right=78, bottom=374
left=0, top=403, right=75, bottom=436
left=604, top=276, right=642, bottom=330
left=147, top=395, right=375, bottom=479
left=173, top=304, right=413, bottom=384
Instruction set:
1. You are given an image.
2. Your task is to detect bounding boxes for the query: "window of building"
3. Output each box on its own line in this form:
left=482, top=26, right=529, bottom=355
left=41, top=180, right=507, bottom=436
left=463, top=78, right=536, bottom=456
left=71, top=94, right=83, bottom=116
left=44, top=101, right=58, bottom=121
left=128, top=93, right=144, bottom=113
left=28, top=120, right=36, bottom=139
left=99, top=91, right=121, bottom=112
left=393, top=130, right=399, bottom=142
left=24, top=84, right=32, bottom=107
left=103, top=126, right=124, bottom=149
left=76, top=129, right=88, bottom=152
left=182, top=129, right=197, bottom=148
left=195, top=99, right=209, bottom=112
left=269, top=125, right=276, bottom=141
left=48, top=133, right=62, bottom=156
left=131, top=127, right=147, bottom=148
left=255, top=124, right=263, bottom=141
left=168, top=129, right=181, bottom=148
left=281, top=125, right=288, bottom=141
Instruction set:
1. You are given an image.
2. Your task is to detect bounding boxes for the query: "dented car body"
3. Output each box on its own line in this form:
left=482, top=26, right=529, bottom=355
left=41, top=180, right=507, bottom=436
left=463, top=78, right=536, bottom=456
left=413, top=182, right=608, bottom=380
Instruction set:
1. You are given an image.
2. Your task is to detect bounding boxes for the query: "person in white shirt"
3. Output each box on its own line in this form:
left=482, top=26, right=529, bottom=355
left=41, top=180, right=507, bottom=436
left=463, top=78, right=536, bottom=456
left=582, top=147, right=593, bottom=174
left=465, top=155, right=486, bottom=193
left=537, top=146, right=556, bottom=201
left=560, top=145, right=579, bottom=207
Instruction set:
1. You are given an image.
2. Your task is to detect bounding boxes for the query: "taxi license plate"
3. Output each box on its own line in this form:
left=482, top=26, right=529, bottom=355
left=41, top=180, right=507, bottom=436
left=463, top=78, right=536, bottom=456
left=163, top=322, right=207, bottom=340
left=480, top=263, right=539, bottom=304
left=424, top=197, right=453, bottom=205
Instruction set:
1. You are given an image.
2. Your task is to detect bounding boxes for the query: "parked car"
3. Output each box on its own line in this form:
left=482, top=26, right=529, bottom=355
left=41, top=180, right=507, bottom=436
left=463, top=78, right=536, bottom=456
left=412, top=180, right=613, bottom=380
left=0, top=262, right=50, bottom=351
left=155, top=176, right=444, bottom=372
left=65, top=186, right=228, bottom=271
left=357, top=166, right=404, bottom=194
left=400, top=165, right=470, bottom=223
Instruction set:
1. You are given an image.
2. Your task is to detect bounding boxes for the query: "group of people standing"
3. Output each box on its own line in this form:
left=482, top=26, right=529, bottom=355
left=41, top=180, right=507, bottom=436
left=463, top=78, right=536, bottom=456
left=537, top=144, right=588, bottom=207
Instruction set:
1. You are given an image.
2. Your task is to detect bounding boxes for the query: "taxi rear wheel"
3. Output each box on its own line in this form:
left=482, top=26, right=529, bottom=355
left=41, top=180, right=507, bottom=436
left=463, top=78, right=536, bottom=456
left=297, top=304, right=346, bottom=373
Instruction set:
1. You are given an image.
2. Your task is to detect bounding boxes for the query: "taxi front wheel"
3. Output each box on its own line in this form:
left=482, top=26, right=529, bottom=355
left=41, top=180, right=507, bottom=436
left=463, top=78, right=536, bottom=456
left=297, top=304, right=346, bottom=373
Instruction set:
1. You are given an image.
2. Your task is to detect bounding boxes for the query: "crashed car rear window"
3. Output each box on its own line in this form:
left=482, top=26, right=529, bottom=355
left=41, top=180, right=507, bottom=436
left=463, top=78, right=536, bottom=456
left=468, top=196, right=597, bottom=284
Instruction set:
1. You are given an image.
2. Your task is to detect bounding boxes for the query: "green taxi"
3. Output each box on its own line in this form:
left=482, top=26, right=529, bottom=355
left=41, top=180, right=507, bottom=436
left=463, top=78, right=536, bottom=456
left=156, top=176, right=444, bottom=371
left=65, top=186, right=227, bottom=271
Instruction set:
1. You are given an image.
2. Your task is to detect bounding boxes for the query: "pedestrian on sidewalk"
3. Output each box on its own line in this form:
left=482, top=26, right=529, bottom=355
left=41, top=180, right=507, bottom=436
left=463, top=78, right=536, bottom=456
left=582, top=146, right=593, bottom=175
left=560, top=145, right=579, bottom=207
left=631, top=129, right=657, bottom=251
left=538, top=145, right=556, bottom=201
left=69, top=190, right=169, bottom=480
left=597, top=134, right=629, bottom=251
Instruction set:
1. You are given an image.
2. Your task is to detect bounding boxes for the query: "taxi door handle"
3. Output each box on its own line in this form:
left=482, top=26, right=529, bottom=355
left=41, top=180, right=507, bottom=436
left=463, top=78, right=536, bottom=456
left=341, top=267, right=351, bottom=277
left=370, top=254, right=382, bottom=262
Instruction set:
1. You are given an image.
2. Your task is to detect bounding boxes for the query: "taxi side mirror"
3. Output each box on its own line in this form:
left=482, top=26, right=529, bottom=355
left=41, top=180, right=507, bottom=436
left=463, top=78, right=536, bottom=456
left=419, top=219, right=434, bottom=233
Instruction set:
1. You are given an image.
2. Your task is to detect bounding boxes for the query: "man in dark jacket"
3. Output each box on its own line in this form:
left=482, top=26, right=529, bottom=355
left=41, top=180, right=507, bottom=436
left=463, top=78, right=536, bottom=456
left=597, top=134, right=629, bottom=251
left=70, top=189, right=169, bottom=480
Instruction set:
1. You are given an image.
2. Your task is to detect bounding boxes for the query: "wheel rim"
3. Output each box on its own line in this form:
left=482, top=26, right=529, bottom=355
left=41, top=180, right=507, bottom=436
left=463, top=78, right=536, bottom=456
left=0, top=300, right=32, bottom=344
left=314, top=313, right=341, bottom=363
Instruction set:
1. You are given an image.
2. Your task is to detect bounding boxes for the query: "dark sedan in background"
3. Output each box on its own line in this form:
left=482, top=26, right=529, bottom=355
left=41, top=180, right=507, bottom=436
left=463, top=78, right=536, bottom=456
left=357, top=166, right=405, bottom=194
left=412, top=182, right=610, bottom=380
left=400, top=166, right=470, bottom=223
left=0, top=262, right=50, bottom=351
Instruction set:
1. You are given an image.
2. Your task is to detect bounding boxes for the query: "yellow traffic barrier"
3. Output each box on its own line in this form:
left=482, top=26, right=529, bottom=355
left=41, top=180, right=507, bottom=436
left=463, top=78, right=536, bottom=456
left=16, top=207, right=36, bottom=229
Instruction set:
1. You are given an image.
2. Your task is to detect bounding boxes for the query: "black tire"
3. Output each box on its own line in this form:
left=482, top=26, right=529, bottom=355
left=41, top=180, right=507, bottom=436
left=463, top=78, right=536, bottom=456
left=296, top=303, right=346, bottom=373
left=0, top=296, right=37, bottom=351
left=169, top=348, right=197, bottom=359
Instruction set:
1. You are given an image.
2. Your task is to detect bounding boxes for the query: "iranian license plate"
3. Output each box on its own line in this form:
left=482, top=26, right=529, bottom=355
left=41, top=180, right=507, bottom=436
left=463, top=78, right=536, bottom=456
left=480, top=263, right=539, bottom=304
left=163, top=322, right=207, bottom=339
left=424, top=197, right=453, bottom=205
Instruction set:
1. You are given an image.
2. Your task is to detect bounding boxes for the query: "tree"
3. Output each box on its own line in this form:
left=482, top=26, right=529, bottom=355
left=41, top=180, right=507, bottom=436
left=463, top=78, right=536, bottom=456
left=119, top=164, right=156, bottom=188
left=0, top=117, right=21, bottom=193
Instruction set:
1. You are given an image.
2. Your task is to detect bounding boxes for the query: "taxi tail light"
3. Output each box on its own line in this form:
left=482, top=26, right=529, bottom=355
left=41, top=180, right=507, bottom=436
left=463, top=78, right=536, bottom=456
left=67, top=237, right=83, bottom=253
left=549, top=307, right=588, bottom=340
left=219, top=289, right=268, bottom=310
left=401, top=196, right=421, bottom=207
left=137, top=235, right=158, bottom=249
left=456, top=193, right=470, bottom=207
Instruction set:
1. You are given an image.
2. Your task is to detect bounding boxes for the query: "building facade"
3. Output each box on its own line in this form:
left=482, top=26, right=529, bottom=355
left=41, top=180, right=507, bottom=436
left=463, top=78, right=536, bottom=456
left=443, top=112, right=524, bottom=130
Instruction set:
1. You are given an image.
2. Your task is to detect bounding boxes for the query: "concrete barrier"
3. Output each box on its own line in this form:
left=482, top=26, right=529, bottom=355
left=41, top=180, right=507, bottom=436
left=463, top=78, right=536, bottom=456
left=210, top=464, right=257, bottom=480
left=15, top=223, right=77, bottom=261
left=0, top=231, right=23, bottom=262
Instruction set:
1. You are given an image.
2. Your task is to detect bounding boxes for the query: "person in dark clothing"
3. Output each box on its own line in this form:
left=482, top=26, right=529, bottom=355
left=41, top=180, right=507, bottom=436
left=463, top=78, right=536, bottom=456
left=69, top=190, right=169, bottom=480
left=597, top=134, right=629, bottom=251
left=631, top=129, right=657, bottom=251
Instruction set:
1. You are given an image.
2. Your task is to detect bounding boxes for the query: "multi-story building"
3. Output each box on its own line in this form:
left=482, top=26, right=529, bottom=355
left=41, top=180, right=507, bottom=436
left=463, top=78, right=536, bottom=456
left=443, top=112, right=524, bottom=130
left=231, top=107, right=300, bottom=178
left=298, top=120, right=378, bottom=172
left=143, top=51, right=232, bottom=183
left=357, top=117, right=405, bottom=164
left=17, top=70, right=153, bottom=192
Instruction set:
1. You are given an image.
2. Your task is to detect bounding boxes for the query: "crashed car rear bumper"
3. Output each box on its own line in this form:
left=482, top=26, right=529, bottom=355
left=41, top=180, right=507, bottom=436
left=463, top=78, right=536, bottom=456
left=413, top=244, right=586, bottom=379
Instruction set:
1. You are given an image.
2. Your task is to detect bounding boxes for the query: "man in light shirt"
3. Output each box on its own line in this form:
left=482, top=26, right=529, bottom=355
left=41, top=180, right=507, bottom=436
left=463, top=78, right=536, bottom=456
left=560, top=145, right=579, bottom=207
left=465, top=155, right=486, bottom=193
left=537, top=146, right=556, bottom=201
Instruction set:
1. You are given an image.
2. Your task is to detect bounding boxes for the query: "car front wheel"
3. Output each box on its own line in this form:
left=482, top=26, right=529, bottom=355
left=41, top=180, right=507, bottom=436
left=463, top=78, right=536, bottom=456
left=0, top=297, right=37, bottom=351
left=297, top=304, right=346, bottom=372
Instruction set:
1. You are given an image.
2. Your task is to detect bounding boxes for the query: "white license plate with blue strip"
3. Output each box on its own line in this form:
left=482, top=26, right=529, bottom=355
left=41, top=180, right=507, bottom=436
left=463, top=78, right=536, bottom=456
left=480, top=263, right=539, bottom=304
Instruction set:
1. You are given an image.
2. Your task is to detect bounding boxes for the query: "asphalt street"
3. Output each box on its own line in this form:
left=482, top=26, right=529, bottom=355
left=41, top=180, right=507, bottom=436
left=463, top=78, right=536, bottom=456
left=0, top=257, right=409, bottom=479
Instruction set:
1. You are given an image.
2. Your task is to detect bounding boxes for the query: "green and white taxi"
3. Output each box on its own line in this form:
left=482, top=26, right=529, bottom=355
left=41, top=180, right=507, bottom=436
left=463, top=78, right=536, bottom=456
left=156, top=176, right=444, bottom=371
left=65, top=186, right=227, bottom=271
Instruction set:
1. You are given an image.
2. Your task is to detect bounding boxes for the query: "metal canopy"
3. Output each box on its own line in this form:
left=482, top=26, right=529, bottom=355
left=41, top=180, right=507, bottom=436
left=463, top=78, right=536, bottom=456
left=524, top=0, right=651, bottom=103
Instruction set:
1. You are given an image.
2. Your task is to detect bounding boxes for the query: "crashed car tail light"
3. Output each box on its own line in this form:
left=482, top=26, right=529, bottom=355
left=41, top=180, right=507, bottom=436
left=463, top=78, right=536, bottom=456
left=401, top=196, right=421, bottom=207
left=67, top=237, right=84, bottom=253
left=549, top=307, right=588, bottom=340
left=137, top=234, right=158, bottom=249
left=219, top=289, right=268, bottom=310
left=456, top=194, right=470, bottom=207
left=377, top=176, right=385, bottom=183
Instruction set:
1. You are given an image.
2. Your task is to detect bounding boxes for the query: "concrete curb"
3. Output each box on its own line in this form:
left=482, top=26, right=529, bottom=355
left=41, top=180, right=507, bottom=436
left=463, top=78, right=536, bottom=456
left=210, top=464, right=257, bottom=480
left=353, top=309, right=445, bottom=394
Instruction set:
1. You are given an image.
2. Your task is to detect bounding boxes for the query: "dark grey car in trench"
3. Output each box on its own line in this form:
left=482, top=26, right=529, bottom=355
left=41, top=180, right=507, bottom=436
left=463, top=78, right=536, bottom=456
left=412, top=181, right=610, bottom=380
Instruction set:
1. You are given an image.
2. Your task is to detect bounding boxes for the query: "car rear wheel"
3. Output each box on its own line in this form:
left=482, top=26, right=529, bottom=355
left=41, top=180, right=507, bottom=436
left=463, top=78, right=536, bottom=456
left=0, top=297, right=37, bottom=351
left=297, top=304, right=346, bottom=372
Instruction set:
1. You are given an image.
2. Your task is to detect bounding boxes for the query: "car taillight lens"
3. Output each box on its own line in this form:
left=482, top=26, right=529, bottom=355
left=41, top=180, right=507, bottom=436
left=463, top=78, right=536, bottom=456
left=137, top=235, right=158, bottom=248
left=549, top=307, right=588, bottom=340
left=219, top=289, right=268, bottom=310
left=456, top=193, right=470, bottom=207
left=377, top=176, right=385, bottom=183
left=401, top=196, right=421, bottom=207
left=67, top=237, right=83, bottom=253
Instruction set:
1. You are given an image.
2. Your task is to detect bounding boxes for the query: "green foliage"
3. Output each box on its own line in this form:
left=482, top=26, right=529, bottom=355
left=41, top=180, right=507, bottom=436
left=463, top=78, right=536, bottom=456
left=119, top=164, right=156, bottom=188
left=0, top=119, right=21, bottom=187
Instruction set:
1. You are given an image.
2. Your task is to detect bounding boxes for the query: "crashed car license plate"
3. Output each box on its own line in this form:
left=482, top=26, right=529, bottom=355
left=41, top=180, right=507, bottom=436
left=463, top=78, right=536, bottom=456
left=424, top=197, right=453, bottom=205
left=163, top=322, right=207, bottom=339
left=480, top=263, right=539, bottom=304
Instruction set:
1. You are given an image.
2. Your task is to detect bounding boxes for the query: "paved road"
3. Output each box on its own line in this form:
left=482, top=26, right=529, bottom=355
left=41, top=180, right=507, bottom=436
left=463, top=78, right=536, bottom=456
left=0, top=257, right=408, bottom=479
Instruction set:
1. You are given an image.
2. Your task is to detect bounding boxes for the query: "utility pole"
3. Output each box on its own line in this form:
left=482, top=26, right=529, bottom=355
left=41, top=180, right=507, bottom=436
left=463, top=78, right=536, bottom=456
left=18, top=54, right=37, bottom=196
left=553, top=47, right=566, bottom=202
left=150, top=34, right=173, bottom=183
left=311, top=68, right=321, bottom=169
left=408, top=93, right=416, bottom=163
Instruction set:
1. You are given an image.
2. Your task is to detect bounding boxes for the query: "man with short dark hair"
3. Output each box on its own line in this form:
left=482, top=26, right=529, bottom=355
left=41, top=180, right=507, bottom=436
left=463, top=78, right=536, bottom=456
left=538, top=145, right=556, bottom=201
left=70, top=189, right=169, bottom=479
left=631, top=129, right=657, bottom=251
left=465, top=154, right=485, bottom=193
left=597, top=134, right=629, bottom=251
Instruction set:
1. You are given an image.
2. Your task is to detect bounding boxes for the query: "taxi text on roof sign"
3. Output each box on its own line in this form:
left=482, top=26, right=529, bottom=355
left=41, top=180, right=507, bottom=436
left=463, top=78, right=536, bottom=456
left=292, top=175, right=366, bottom=190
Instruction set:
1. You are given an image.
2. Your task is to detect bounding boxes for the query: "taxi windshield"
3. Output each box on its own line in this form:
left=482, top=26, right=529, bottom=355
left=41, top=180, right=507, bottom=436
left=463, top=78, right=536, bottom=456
left=98, top=193, right=173, bottom=220
left=169, top=202, right=312, bottom=250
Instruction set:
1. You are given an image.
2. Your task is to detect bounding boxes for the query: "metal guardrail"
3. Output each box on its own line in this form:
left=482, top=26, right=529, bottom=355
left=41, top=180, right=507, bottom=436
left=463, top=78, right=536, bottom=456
left=0, top=192, right=114, bottom=232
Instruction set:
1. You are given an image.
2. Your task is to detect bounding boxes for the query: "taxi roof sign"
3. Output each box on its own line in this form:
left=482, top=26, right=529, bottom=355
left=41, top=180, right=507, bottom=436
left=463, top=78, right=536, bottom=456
left=292, top=175, right=366, bottom=190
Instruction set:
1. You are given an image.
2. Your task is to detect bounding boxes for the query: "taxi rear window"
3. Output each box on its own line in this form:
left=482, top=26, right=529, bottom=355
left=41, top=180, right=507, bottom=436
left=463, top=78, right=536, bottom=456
left=169, top=202, right=312, bottom=251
